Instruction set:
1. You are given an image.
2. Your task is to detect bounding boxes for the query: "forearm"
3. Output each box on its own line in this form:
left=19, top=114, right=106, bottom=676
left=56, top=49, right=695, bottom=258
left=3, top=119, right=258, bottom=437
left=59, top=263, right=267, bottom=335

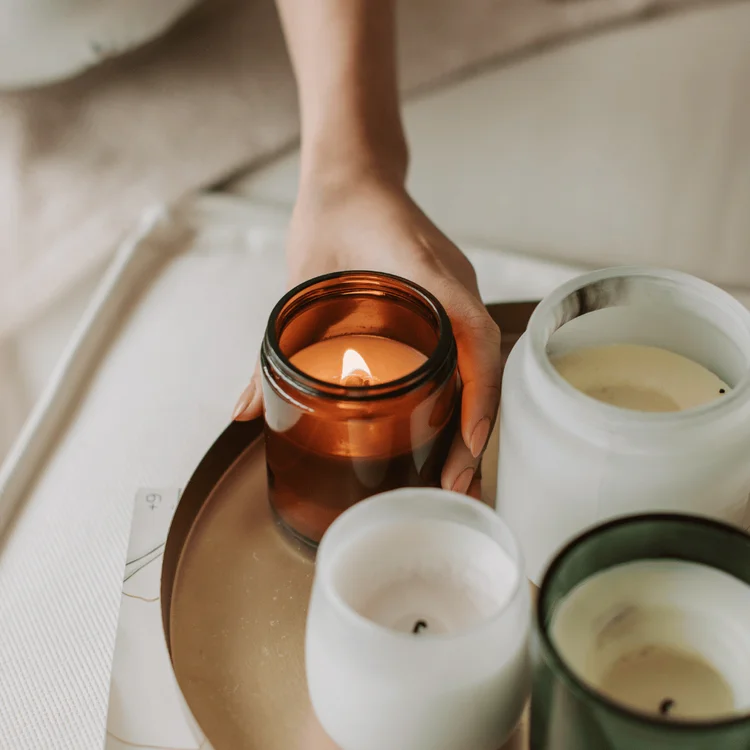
left=275, top=0, right=407, bottom=187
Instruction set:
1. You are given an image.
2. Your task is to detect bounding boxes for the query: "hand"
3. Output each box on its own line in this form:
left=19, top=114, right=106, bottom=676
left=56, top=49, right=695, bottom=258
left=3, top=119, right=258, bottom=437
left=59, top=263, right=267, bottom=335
left=232, top=173, right=502, bottom=496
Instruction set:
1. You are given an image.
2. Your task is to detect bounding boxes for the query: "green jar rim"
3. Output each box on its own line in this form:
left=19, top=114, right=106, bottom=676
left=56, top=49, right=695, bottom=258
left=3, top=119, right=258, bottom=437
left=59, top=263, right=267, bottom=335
left=536, top=513, right=750, bottom=731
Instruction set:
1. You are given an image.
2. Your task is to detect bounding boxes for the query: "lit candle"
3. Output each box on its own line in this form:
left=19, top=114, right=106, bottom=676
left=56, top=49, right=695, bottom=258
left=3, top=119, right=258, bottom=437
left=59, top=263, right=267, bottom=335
left=551, top=560, right=750, bottom=720
left=532, top=513, right=750, bottom=750
left=262, top=272, right=459, bottom=547
left=306, top=488, right=531, bottom=750
left=553, top=344, right=730, bottom=412
left=290, top=334, right=427, bottom=386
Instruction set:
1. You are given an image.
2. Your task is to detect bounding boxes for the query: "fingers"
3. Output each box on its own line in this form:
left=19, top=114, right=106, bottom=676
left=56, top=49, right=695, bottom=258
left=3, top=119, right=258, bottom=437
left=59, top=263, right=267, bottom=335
left=441, top=426, right=480, bottom=495
left=448, top=295, right=503, bottom=459
left=467, top=464, right=483, bottom=500
left=232, top=361, right=263, bottom=422
left=441, top=422, right=486, bottom=497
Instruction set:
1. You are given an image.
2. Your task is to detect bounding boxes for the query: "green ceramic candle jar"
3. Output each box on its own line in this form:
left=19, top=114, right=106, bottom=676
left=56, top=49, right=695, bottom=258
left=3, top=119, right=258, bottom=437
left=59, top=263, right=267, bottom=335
left=532, top=514, right=750, bottom=750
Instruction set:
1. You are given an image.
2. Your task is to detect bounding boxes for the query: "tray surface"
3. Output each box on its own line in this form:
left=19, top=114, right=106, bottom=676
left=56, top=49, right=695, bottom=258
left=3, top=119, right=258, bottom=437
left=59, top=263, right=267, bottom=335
left=165, top=302, right=537, bottom=750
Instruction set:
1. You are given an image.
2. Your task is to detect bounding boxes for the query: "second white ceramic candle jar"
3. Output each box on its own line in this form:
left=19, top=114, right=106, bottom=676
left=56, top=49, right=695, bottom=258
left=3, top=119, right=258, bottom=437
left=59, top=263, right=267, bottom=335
left=497, top=266, right=750, bottom=584
left=306, top=488, right=531, bottom=750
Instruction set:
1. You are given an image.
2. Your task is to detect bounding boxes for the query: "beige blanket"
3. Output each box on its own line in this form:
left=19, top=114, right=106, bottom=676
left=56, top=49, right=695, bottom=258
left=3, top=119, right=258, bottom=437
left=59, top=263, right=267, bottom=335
left=0, top=0, right=708, bottom=343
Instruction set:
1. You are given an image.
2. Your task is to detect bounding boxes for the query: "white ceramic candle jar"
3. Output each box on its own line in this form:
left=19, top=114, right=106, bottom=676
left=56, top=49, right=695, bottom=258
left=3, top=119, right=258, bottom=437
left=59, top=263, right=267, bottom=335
left=497, top=266, right=750, bottom=584
left=305, top=488, right=531, bottom=750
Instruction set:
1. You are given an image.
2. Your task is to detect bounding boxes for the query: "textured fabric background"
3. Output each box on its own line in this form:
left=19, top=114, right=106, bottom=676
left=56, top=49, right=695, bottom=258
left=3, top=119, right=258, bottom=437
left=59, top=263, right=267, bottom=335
left=0, top=0, right=725, bottom=467
left=0, top=0, right=708, bottom=341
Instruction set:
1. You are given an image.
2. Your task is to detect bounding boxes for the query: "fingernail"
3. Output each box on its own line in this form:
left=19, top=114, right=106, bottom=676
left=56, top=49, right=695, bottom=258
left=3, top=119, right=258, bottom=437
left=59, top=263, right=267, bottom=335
left=469, top=417, right=491, bottom=459
left=232, top=383, right=255, bottom=420
left=452, top=466, right=475, bottom=496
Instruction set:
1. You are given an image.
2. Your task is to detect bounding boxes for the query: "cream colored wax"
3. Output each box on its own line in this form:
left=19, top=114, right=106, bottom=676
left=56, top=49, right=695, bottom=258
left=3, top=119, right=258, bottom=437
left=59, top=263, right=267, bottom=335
left=552, top=344, right=730, bottom=411
left=551, top=560, right=750, bottom=720
left=598, top=642, right=734, bottom=718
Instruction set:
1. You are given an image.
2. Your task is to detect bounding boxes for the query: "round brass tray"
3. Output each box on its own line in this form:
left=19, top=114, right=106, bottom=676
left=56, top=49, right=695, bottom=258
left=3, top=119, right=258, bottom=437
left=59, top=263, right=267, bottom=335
left=161, top=301, right=538, bottom=750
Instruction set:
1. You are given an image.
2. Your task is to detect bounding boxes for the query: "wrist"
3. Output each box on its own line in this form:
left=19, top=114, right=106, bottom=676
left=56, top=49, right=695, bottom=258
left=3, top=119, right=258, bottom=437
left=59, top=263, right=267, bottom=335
left=299, top=124, right=408, bottom=195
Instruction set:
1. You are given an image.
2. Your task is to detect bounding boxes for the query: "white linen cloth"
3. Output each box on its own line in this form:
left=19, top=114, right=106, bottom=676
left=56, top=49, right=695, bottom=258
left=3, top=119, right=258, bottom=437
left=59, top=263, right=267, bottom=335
left=3, top=0, right=702, bottom=343
left=0, top=195, right=585, bottom=750
left=2, top=0, right=747, bottom=468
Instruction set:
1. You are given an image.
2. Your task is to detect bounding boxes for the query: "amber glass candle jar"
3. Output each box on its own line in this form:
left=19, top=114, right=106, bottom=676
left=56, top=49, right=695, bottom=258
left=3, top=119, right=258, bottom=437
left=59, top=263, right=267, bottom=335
left=260, top=271, right=459, bottom=547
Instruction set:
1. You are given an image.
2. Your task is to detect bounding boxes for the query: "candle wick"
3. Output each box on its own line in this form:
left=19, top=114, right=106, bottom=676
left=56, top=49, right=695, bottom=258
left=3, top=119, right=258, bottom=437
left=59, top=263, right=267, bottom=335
left=720, top=388, right=726, bottom=394
left=659, top=698, right=674, bottom=716
left=412, top=620, right=428, bottom=634
left=341, top=371, right=377, bottom=387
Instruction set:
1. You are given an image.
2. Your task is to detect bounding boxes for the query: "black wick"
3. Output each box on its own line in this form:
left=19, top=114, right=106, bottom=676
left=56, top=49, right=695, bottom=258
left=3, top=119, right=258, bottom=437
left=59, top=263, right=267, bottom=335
left=413, top=620, right=428, bottom=634
left=659, top=699, right=674, bottom=716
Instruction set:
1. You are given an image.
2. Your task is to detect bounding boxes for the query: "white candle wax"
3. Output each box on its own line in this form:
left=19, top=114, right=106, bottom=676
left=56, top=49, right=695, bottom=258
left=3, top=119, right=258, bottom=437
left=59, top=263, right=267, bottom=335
left=334, top=519, right=517, bottom=635
left=306, top=489, right=531, bottom=750
left=553, top=344, right=730, bottom=412
left=551, top=560, right=750, bottom=720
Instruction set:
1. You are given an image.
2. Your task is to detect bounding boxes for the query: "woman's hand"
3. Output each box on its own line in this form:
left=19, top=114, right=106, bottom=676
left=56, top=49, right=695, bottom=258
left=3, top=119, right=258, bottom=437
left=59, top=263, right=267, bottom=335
left=232, top=171, right=502, bottom=496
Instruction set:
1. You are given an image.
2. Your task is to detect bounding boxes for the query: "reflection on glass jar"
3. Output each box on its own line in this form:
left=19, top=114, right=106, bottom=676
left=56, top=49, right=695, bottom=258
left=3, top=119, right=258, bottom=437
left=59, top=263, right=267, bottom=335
left=497, top=267, right=750, bottom=584
left=261, top=271, right=458, bottom=547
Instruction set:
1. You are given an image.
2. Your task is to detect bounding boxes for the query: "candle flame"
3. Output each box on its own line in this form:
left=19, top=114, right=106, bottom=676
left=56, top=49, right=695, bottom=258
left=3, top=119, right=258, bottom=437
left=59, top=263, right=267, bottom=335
left=341, top=348, right=374, bottom=386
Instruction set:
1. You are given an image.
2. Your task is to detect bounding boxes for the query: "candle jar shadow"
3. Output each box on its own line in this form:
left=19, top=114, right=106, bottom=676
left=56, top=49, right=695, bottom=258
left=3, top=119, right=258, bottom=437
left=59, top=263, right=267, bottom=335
left=261, top=271, right=459, bottom=547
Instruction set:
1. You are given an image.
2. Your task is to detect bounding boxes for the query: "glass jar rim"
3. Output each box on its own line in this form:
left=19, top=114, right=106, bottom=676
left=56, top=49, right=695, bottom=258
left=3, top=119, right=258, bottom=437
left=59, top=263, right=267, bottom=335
left=536, top=512, right=750, bottom=731
left=526, top=266, right=750, bottom=430
left=316, top=488, right=529, bottom=648
left=262, top=270, right=457, bottom=401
